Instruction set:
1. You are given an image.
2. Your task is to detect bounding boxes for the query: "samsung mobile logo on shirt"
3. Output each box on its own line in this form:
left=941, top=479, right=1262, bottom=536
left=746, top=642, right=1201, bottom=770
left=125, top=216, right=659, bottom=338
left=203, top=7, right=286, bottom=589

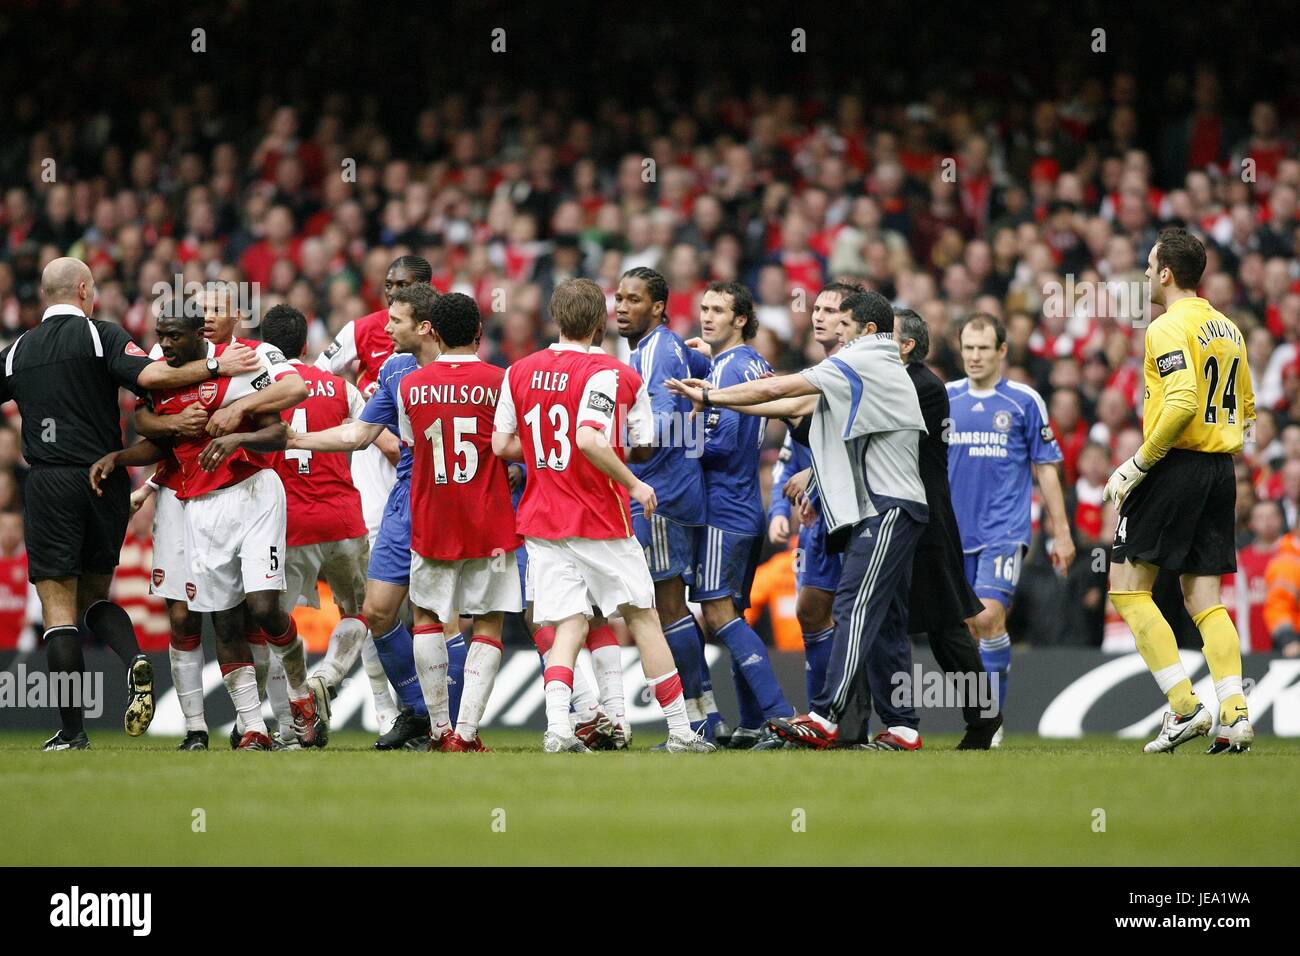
left=50, top=886, right=151, bottom=936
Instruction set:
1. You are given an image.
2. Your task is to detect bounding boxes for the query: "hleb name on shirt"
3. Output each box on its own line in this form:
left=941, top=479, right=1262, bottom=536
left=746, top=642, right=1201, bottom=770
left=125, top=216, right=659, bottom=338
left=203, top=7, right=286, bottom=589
left=530, top=370, right=570, bottom=391
left=404, top=383, right=500, bottom=407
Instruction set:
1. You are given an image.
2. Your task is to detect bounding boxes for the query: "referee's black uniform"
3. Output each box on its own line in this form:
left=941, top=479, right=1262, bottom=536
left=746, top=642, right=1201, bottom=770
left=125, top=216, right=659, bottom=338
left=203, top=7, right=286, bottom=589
left=0, top=305, right=155, bottom=580
left=0, top=302, right=158, bottom=749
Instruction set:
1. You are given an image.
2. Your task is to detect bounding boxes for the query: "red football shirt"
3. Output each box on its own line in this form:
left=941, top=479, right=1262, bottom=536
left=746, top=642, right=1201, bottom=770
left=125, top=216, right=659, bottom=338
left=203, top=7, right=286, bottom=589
left=146, top=336, right=297, bottom=493
left=397, top=355, right=520, bottom=561
left=316, top=309, right=393, bottom=397
left=495, top=344, right=651, bottom=541
left=150, top=343, right=281, bottom=499
left=277, top=361, right=368, bottom=547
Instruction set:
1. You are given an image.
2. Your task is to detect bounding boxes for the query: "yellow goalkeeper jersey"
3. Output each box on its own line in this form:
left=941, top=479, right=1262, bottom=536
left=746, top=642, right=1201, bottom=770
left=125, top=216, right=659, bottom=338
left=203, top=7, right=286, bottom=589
left=1141, top=296, right=1254, bottom=457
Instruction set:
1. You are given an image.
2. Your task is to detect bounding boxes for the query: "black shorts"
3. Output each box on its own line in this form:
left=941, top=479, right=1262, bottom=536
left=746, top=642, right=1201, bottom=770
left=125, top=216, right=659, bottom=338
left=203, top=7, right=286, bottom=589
left=23, top=465, right=130, bottom=582
left=1111, top=448, right=1236, bottom=575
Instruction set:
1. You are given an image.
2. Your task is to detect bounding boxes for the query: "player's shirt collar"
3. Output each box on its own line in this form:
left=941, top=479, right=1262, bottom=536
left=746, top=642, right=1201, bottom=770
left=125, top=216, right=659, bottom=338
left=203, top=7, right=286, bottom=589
left=548, top=342, right=589, bottom=353
left=41, top=304, right=88, bottom=322
left=632, top=323, right=666, bottom=351
left=435, top=353, right=480, bottom=362
left=965, top=377, right=1004, bottom=399
left=712, top=342, right=747, bottom=362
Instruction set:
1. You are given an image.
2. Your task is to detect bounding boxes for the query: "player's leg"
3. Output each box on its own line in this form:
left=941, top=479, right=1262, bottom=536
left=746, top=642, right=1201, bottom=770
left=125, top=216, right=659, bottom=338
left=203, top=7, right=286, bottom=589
left=795, top=518, right=840, bottom=709
left=317, top=541, right=374, bottom=682
left=363, top=481, right=427, bottom=726
left=1180, top=454, right=1253, bottom=753
left=211, top=603, right=269, bottom=750
left=964, top=543, right=1022, bottom=712
left=795, top=586, right=835, bottom=709
left=530, top=611, right=605, bottom=736
left=585, top=611, right=626, bottom=736
left=410, top=604, right=451, bottom=748
left=165, top=599, right=208, bottom=749
left=238, top=471, right=317, bottom=746
left=617, top=604, right=712, bottom=751
left=580, top=534, right=713, bottom=752
left=1182, top=574, right=1253, bottom=752
left=542, top=611, right=591, bottom=749
left=1109, top=558, right=1211, bottom=749
left=695, top=528, right=793, bottom=727
left=450, top=565, right=513, bottom=750
left=636, top=513, right=707, bottom=729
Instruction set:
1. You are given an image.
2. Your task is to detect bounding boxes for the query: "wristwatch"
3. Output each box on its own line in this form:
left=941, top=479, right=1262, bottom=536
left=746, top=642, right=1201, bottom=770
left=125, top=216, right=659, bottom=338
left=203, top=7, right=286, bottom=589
left=701, top=386, right=711, bottom=407
left=205, top=357, right=220, bottom=378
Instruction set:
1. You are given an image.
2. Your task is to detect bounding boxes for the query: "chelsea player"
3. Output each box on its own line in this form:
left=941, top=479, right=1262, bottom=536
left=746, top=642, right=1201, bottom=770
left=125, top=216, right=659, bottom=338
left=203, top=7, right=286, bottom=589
left=615, top=267, right=723, bottom=736
left=691, top=281, right=794, bottom=745
left=947, top=313, right=1075, bottom=726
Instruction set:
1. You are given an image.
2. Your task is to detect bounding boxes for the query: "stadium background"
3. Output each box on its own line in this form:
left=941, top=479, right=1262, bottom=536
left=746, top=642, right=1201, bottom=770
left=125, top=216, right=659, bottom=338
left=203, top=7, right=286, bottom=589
left=0, top=2, right=1297, bottom=678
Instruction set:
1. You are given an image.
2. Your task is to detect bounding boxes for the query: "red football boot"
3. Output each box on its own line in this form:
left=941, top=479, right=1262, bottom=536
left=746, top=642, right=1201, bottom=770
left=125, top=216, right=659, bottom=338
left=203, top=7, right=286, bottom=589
left=767, top=714, right=839, bottom=750
left=290, top=695, right=319, bottom=747
left=865, top=730, right=922, bottom=751
left=237, top=730, right=272, bottom=751
left=444, top=733, right=490, bottom=752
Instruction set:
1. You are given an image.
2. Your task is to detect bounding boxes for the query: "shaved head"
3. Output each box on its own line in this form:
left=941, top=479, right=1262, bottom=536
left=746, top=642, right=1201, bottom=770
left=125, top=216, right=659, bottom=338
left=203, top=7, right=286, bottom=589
left=41, top=257, right=94, bottom=305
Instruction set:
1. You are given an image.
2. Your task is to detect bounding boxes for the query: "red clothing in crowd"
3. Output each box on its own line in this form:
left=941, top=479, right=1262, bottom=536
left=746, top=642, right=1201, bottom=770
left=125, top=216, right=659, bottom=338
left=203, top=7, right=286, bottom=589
left=1223, top=541, right=1275, bottom=654
left=0, top=552, right=29, bottom=649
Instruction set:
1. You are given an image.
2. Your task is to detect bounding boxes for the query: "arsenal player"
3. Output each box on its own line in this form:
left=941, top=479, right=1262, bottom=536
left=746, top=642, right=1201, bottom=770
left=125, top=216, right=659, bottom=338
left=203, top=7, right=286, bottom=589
left=131, top=285, right=307, bottom=750
left=492, top=277, right=714, bottom=753
left=261, top=304, right=401, bottom=744
left=316, top=255, right=432, bottom=543
left=289, top=284, right=468, bottom=750
left=94, top=311, right=316, bottom=751
left=396, top=292, right=522, bottom=751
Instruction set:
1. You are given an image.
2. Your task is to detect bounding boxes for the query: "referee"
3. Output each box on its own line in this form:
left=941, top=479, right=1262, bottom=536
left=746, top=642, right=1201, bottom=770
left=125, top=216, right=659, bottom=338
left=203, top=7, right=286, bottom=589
left=0, top=258, right=259, bottom=750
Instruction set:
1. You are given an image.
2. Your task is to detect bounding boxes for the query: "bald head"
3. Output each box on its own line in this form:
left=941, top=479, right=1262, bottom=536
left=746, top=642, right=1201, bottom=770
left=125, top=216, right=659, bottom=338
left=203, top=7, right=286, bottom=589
left=42, top=257, right=94, bottom=310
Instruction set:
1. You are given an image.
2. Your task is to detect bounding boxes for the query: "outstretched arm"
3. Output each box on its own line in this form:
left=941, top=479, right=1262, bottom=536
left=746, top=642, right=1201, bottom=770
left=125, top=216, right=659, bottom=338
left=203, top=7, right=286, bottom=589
left=290, top=419, right=388, bottom=452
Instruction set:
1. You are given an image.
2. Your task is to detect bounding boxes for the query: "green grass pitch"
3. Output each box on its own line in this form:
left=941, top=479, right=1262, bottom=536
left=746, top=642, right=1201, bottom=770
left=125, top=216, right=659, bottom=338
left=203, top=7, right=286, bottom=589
left=3, top=730, right=1297, bottom=866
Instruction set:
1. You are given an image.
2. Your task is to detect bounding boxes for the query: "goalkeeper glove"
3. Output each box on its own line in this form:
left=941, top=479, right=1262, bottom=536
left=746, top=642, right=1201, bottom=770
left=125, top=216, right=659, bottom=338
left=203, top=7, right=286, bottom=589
left=1103, top=453, right=1150, bottom=507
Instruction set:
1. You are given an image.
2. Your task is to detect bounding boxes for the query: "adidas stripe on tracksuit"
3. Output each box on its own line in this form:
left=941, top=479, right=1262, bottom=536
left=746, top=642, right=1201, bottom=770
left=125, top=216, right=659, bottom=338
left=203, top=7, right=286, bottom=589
left=799, top=333, right=929, bottom=729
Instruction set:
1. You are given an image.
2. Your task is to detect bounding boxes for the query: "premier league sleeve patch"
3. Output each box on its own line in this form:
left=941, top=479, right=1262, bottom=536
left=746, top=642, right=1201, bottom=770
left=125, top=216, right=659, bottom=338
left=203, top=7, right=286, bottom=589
left=1155, top=349, right=1187, bottom=377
